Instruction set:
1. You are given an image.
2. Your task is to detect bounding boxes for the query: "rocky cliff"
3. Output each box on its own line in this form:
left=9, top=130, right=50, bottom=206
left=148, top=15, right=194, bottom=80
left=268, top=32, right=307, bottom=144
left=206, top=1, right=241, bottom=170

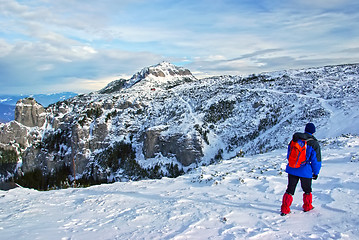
left=15, top=97, right=46, bottom=127
left=1, top=62, right=359, bottom=188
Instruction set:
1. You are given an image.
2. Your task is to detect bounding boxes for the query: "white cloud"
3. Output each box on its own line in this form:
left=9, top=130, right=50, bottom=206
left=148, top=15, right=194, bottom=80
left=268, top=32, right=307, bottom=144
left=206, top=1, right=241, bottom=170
left=0, top=39, right=13, bottom=57
left=36, top=64, right=54, bottom=71
left=0, top=0, right=29, bottom=15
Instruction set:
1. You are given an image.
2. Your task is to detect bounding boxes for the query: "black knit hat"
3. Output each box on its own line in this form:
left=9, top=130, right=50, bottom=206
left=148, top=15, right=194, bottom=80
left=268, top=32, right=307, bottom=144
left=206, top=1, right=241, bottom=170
left=305, top=123, right=316, bottom=134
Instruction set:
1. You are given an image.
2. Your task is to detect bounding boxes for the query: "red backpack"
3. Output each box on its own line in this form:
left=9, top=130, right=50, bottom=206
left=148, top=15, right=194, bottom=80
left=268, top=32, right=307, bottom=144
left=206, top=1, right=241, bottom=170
left=287, top=139, right=307, bottom=168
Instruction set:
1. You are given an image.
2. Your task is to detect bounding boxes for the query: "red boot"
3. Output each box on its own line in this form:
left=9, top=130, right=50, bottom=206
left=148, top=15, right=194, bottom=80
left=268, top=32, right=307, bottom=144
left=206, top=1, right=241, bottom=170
left=281, top=193, right=293, bottom=215
left=303, top=193, right=314, bottom=212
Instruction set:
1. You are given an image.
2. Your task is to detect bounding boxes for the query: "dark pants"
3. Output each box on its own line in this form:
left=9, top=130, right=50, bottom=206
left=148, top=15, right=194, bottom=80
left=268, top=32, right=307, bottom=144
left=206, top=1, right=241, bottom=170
left=286, top=174, right=312, bottom=195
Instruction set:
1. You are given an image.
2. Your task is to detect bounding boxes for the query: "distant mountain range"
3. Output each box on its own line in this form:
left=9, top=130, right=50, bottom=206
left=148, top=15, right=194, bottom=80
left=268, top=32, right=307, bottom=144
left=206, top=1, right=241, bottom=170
left=0, top=92, right=77, bottom=123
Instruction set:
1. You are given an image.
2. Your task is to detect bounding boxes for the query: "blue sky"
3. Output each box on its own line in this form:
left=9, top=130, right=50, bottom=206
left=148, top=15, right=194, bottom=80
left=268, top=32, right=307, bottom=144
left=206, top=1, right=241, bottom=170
left=0, top=0, right=359, bottom=94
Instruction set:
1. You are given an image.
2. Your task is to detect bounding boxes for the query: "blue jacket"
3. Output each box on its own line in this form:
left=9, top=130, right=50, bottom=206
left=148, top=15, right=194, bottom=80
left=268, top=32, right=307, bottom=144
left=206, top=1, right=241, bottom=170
left=285, top=132, right=322, bottom=178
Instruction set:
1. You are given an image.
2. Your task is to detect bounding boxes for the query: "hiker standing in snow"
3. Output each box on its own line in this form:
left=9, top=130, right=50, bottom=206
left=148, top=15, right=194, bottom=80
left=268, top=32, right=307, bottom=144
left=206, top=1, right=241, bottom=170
left=280, top=123, right=322, bottom=216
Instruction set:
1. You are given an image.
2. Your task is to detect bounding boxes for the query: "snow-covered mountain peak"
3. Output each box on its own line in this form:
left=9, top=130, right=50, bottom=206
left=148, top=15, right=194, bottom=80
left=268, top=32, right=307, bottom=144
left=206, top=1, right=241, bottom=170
left=139, top=61, right=192, bottom=77
left=99, top=62, right=197, bottom=94
left=127, top=62, right=196, bottom=87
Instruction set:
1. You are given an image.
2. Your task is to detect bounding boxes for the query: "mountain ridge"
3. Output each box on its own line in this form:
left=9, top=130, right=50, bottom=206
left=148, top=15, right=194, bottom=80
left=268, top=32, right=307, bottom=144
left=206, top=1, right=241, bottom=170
left=99, top=62, right=196, bottom=94
left=0, top=62, right=358, bottom=188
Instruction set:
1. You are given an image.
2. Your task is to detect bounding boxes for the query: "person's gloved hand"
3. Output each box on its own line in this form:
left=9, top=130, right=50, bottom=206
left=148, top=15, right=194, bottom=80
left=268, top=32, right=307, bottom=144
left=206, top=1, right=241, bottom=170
left=312, top=174, right=318, bottom=180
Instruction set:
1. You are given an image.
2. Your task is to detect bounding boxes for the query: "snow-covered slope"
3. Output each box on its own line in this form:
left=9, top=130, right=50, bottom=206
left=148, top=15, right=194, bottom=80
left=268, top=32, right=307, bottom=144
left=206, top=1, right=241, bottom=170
left=1, top=62, right=359, bottom=187
left=1, top=134, right=358, bottom=239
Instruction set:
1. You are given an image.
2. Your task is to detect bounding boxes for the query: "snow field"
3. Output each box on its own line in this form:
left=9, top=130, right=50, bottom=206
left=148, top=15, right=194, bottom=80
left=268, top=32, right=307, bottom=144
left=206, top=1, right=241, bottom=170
left=1, top=135, right=359, bottom=239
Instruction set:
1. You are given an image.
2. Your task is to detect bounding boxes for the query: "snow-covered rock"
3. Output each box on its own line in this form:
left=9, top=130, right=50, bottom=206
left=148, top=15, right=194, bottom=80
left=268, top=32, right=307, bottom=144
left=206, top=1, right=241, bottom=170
left=0, top=62, right=358, bottom=186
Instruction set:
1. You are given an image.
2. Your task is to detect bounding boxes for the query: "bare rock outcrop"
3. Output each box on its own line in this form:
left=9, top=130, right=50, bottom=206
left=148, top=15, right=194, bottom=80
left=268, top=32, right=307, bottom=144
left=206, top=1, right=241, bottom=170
left=0, top=121, right=29, bottom=148
left=143, top=126, right=203, bottom=166
left=15, top=98, right=45, bottom=127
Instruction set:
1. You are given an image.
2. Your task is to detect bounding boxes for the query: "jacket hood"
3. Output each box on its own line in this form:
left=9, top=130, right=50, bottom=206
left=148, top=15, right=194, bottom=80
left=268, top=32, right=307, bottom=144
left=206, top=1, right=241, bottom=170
left=292, top=132, right=317, bottom=142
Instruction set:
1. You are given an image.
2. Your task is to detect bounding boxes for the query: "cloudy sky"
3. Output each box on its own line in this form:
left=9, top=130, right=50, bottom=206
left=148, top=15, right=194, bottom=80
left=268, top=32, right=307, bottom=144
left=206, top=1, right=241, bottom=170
left=1, top=0, right=359, bottom=95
